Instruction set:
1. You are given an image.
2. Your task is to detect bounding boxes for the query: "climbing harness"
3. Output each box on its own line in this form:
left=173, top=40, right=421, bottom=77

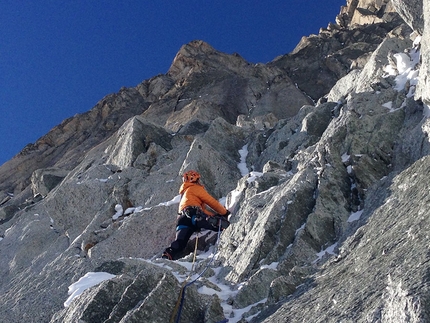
left=170, top=219, right=228, bottom=323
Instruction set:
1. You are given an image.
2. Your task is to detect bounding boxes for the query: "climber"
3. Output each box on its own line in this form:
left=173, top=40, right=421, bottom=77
left=162, top=170, right=231, bottom=260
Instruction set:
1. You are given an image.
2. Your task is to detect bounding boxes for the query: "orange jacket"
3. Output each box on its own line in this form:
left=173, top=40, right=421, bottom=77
left=178, top=182, right=228, bottom=216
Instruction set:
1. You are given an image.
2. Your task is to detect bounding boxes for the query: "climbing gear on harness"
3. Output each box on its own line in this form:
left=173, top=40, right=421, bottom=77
left=181, top=206, right=205, bottom=226
left=182, top=206, right=203, bottom=219
left=176, top=224, right=189, bottom=231
left=182, top=170, right=200, bottom=183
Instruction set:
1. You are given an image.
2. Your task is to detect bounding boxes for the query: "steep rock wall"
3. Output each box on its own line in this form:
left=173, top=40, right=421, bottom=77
left=0, top=1, right=430, bottom=323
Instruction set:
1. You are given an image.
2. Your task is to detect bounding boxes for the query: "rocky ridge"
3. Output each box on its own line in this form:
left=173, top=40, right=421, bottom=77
left=0, top=0, right=430, bottom=322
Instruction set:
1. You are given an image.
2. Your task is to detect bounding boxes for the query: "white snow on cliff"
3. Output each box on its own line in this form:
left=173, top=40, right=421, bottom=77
left=64, top=272, right=116, bottom=307
left=383, top=35, right=428, bottom=115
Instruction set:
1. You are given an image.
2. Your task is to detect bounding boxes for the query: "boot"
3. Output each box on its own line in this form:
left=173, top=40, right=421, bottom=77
left=162, top=251, right=172, bottom=260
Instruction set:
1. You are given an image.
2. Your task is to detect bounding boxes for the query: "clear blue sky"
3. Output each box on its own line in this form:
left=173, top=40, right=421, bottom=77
left=0, top=1, right=345, bottom=166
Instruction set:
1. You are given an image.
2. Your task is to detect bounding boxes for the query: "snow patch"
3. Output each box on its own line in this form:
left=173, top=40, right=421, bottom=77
left=295, top=223, right=306, bottom=236
left=246, top=171, right=264, bottom=183
left=143, top=194, right=181, bottom=211
left=261, top=262, right=279, bottom=270
left=226, top=188, right=242, bottom=212
left=112, top=204, right=123, bottom=220
left=382, top=101, right=393, bottom=110
left=348, top=210, right=363, bottom=222
left=238, top=144, right=249, bottom=176
left=64, top=272, right=116, bottom=307
left=313, top=242, right=338, bottom=263
left=156, top=194, right=181, bottom=207
left=341, top=153, right=350, bottom=163
left=383, top=37, right=421, bottom=113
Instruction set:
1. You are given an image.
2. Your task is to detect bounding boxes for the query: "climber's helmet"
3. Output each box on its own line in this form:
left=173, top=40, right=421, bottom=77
left=183, top=170, right=201, bottom=183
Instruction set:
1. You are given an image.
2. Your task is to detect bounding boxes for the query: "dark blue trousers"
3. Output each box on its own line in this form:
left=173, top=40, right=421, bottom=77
left=164, top=212, right=217, bottom=260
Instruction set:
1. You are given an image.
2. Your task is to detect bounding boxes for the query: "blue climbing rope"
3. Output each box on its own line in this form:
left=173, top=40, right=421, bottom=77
left=173, top=220, right=228, bottom=323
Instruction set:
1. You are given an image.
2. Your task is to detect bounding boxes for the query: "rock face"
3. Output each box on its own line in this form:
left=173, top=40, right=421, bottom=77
left=269, top=0, right=403, bottom=100
left=0, top=1, right=430, bottom=322
left=262, top=156, right=430, bottom=322
left=391, top=0, right=424, bottom=34
left=416, top=0, right=430, bottom=106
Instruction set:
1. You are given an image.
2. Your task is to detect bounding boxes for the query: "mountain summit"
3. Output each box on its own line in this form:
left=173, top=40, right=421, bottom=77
left=1, top=0, right=430, bottom=322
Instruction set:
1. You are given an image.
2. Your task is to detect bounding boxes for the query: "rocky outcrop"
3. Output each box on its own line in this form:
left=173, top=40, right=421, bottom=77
left=338, top=0, right=397, bottom=27
left=104, top=116, right=173, bottom=169
left=0, top=87, right=149, bottom=199
left=391, top=0, right=424, bottom=34
left=142, top=40, right=312, bottom=131
left=31, top=168, right=69, bottom=197
left=0, top=1, right=430, bottom=322
left=269, top=0, right=403, bottom=101
left=416, top=0, right=430, bottom=106
left=261, top=155, right=430, bottom=322
left=52, top=259, right=225, bottom=323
